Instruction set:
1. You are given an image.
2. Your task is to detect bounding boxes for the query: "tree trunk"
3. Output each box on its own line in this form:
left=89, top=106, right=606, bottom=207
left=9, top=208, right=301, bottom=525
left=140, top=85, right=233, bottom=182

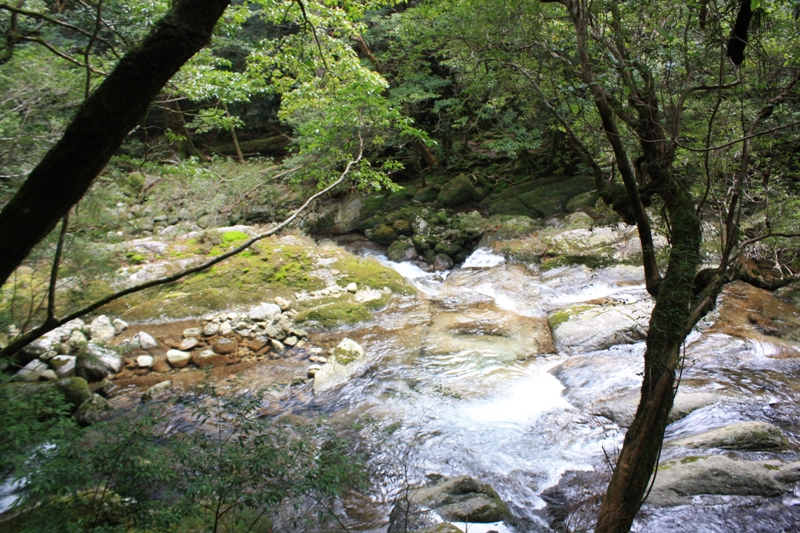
left=595, top=190, right=702, bottom=533
left=161, top=95, right=202, bottom=159
left=0, top=0, right=231, bottom=288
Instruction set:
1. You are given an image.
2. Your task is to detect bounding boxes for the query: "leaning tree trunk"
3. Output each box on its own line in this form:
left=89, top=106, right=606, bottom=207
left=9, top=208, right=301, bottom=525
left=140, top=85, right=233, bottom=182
left=595, top=190, right=702, bottom=533
left=0, top=0, right=231, bottom=288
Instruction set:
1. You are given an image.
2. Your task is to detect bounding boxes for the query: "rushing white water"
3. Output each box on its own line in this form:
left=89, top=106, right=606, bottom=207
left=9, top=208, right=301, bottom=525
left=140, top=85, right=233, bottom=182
left=314, top=247, right=800, bottom=532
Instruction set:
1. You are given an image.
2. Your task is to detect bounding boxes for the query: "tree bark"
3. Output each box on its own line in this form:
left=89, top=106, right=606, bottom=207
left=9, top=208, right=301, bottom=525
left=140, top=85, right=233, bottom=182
left=595, top=190, right=702, bottom=533
left=0, top=0, right=231, bottom=288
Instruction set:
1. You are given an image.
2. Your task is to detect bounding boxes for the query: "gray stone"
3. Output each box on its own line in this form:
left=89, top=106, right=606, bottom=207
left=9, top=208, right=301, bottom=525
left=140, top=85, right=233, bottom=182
left=248, top=302, right=282, bottom=321
left=13, top=359, right=48, bottom=382
left=666, top=421, right=789, bottom=451
left=203, top=322, right=220, bottom=336
left=550, top=300, right=653, bottom=355
left=346, top=283, right=358, bottom=293
left=89, top=315, right=116, bottom=343
left=112, top=318, right=129, bottom=334
left=274, top=296, right=291, bottom=311
left=433, top=254, right=454, bottom=271
left=137, top=355, right=154, bottom=368
left=312, top=338, right=366, bottom=392
left=75, top=394, right=112, bottom=426
left=76, top=344, right=122, bottom=382
left=649, top=455, right=800, bottom=506
left=39, top=369, right=58, bottom=381
left=178, top=337, right=200, bottom=351
left=133, top=331, right=158, bottom=350
left=166, top=349, right=191, bottom=368
left=270, top=339, right=285, bottom=353
left=387, top=475, right=511, bottom=533
left=284, top=336, right=298, bottom=347
left=141, top=381, right=172, bottom=402
left=68, top=330, right=89, bottom=349
left=183, top=327, right=202, bottom=338
left=219, top=322, right=233, bottom=335
left=51, top=355, right=76, bottom=378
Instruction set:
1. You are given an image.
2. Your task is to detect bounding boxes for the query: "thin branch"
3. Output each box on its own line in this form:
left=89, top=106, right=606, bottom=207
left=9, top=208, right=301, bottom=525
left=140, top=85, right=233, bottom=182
left=84, top=0, right=104, bottom=98
left=0, top=145, right=363, bottom=359
left=46, top=213, right=69, bottom=322
left=0, top=2, right=119, bottom=56
left=674, top=120, right=800, bottom=153
left=21, top=36, right=107, bottom=74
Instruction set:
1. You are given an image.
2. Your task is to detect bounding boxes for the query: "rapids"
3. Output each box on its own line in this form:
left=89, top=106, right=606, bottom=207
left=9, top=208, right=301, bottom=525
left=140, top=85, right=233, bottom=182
left=304, top=247, right=800, bottom=532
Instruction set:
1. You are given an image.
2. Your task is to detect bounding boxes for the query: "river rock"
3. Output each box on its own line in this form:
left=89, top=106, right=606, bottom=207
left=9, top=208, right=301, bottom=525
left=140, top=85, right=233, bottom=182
left=68, top=330, right=89, bottom=350
left=212, top=337, right=238, bottom=355
left=203, top=322, right=220, bottom=336
left=166, top=349, right=191, bottom=368
left=346, top=283, right=358, bottom=293
left=648, top=455, right=800, bottom=506
left=136, top=355, right=154, bottom=368
left=270, top=339, right=285, bottom=353
left=387, top=475, right=511, bottom=533
left=312, top=338, right=366, bottom=392
left=437, top=175, right=474, bottom=207
left=179, top=337, right=200, bottom=351
left=275, top=296, right=291, bottom=311
left=133, top=331, right=158, bottom=350
left=89, top=315, right=117, bottom=343
left=667, top=421, right=790, bottom=450
left=13, top=359, right=48, bottom=382
left=51, top=355, right=76, bottom=378
left=20, top=337, right=54, bottom=361
left=193, top=349, right=228, bottom=369
left=593, top=390, right=722, bottom=427
left=550, top=300, right=653, bottom=355
left=75, top=393, right=112, bottom=426
left=219, top=322, right=233, bottom=335
left=55, top=376, right=92, bottom=408
left=112, top=318, right=129, bottom=334
left=39, top=369, right=58, bottom=381
left=183, top=327, right=202, bottom=338
left=76, top=344, right=122, bottom=382
left=433, top=253, right=454, bottom=271
left=141, top=381, right=172, bottom=402
left=248, top=302, right=282, bottom=321
left=151, top=355, right=171, bottom=373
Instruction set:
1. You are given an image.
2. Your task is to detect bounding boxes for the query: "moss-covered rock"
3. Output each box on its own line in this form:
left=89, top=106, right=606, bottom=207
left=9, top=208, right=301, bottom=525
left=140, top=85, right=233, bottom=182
left=387, top=240, right=414, bottom=262
left=56, top=377, right=92, bottom=408
left=488, top=197, right=532, bottom=217
left=566, top=190, right=600, bottom=212
left=74, top=393, right=112, bottom=426
left=437, top=175, right=475, bottom=207
left=392, top=219, right=412, bottom=236
left=372, top=224, right=399, bottom=245
left=295, top=301, right=373, bottom=328
left=414, top=186, right=439, bottom=203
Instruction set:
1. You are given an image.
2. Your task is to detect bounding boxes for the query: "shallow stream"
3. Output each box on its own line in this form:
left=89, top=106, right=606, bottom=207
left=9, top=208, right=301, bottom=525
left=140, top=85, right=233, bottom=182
left=302, top=247, right=800, bottom=532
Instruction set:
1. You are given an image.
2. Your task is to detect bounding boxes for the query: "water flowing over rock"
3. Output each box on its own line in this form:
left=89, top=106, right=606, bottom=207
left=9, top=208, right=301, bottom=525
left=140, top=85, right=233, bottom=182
left=387, top=475, right=512, bottom=533
left=312, top=338, right=366, bottom=392
left=666, top=421, right=790, bottom=450
left=648, top=455, right=800, bottom=506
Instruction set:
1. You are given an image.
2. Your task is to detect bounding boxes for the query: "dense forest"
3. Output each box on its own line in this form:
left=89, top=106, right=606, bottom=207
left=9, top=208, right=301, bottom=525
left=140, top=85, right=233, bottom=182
left=2, top=1, right=800, bottom=532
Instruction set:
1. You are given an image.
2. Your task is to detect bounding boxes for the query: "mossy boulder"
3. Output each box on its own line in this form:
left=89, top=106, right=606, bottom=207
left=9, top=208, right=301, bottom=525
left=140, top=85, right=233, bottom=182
left=56, top=376, right=92, bottom=408
left=392, top=219, right=412, bottom=236
left=387, top=475, right=512, bottom=533
left=295, top=301, right=373, bottom=328
left=488, top=197, right=532, bottom=217
left=74, top=393, right=112, bottom=426
left=566, top=190, right=600, bottom=212
left=372, top=224, right=399, bottom=245
left=414, top=186, right=439, bottom=203
left=437, top=175, right=475, bottom=207
left=387, top=240, right=415, bottom=262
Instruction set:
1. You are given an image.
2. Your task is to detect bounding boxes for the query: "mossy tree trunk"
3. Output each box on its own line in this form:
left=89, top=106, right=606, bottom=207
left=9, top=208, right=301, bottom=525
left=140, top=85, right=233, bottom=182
left=0, top=0, right=231, bottom=288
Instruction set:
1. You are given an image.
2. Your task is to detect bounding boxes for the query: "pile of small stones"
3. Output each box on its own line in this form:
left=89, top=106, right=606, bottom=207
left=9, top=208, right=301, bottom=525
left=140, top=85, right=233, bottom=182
left=115, top=299, right=310, bottom=379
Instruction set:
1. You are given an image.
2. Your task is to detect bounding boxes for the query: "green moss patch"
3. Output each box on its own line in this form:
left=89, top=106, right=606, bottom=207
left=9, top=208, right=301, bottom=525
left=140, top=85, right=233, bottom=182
left=295, top=301, right=373, bottom=328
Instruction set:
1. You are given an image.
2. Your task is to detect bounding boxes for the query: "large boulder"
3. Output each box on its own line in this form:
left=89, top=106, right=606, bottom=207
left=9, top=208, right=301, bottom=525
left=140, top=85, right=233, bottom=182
left=437, top=175, right=474, bottom=207
left=56, top=376, right=92, bottom=408
left=75, top=344, right=122, bottom=382
left=666, top=421, right=790, bottom=451
left=549, top=300, right=653, bottom=355
left=387, top=475, right=512, bottom=533
left=372, top=224, right=399, bottom=245
left=89, top=315, right=117, bottom=344
left=74, top=394, right=112, bottom=426
left=648, top=455, right=800, bottom=506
